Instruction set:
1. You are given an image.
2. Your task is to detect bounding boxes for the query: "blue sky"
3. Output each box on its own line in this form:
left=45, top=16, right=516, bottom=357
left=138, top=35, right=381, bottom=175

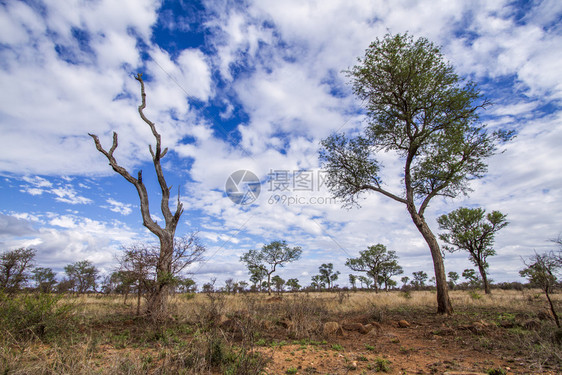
left=1, top=0, right=562, bottom=288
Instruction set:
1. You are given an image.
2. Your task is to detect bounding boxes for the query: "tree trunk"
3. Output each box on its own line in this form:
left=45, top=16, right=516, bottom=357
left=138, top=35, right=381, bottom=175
left=410, top=211, right=454, bottom=315
left=136, top=283, right=141, bottom=316
left=145, top=235, right=174, bottom=320
left=478, top=263, right=491, bottom=294
left=545, top=287, right=561, bottom=328
left=267, top=273, right=272, bottom=295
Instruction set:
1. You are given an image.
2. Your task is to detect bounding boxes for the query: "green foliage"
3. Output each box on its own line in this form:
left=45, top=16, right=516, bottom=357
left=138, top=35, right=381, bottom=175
left=411, top=271, right=428, bottom=289
left=286, top=278, right=301, bottom=292
left=286, top=367, right=298, bottom=374
left=486, top=368, right=507, bottom=375
left=0, top=248, right=36, bottom=295
left=319, top=33, right=513, bottom=208
left=345, top=244, right=402, bottom=292
left=0, top=292, right=76, bottom=341
left=468, top=290, right=482, bottom=300
left=240, top=240, right=302, bottom=294
left=64, top=259, right=99, bottom=294
left=331, top=343, right=344, bottom=351
left=318, top=263, right=340, bottom=289
left=438, top=207, right=508, bottom=293
left=32, top=267, right=57, bottom=293
left=372, top=357, right=391, bottom=372
left=520, top=251, right=561, bottom=327
left=400, top=291, right=412, bottom=299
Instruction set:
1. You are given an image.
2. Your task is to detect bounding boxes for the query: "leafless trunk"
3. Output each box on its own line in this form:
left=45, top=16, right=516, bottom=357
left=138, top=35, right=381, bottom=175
left=477, top=263, right=491, bottom=294
left=89, top=73, right=183, bottom=321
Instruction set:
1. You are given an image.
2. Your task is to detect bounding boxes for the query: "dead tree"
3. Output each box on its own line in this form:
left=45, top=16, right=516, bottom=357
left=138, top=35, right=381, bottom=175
left=89, top=73, right=183, bottom=320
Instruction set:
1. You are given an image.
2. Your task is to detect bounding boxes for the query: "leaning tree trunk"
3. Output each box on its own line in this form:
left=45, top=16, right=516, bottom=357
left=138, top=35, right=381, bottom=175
left=478, top=263, right=491, bottom=294
left=410, top=209, right=454, bottom=315
left=89, top=73, right=183, bottom=322
left=404, top=154, right=453, bottom=315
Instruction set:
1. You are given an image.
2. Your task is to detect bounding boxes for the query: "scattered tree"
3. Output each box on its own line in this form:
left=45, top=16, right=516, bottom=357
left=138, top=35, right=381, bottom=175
left=358, top=275, right=373, bottom=289
left=349, top=274, right=358, bottom=290
left=176, top=277, right=196, bottom=293
left=412, top=271, right=428, bottom=290
left=89, top=74, right=186, bottom=320
left=448, top=271, right=460, bottom=290
left=271, top=275, right=285, bottom=294
left=224, top=278, right=235, bottom=294
left=0, top=247, right=36, bottom=295
left=318, top=263, right=340, bottom=290
left=237, top=281, right=248, bottom=293
left=32, top=267, right=57, bottom=293
left=345, top=244, right=399, bottom=293
left=378, top=258, right=403, bottom=291
left=462, top=268, right=480, bottom=288
left=249, top=267, right=267, bottom=291
left=118, top=235, right=204, bottom=315
left=310, top=274, right=324, bottom=290
left=401, top=276, right=410, bottom=288
left=240, top=240, right=302, bottom=295
left=286, top=278, right=301, bottom=292
left=64, top=260, right=99, bottom=294
left=319, top=33, right=513, bottom=314
left=438, top=207, right=508, bottom=294
left=520, top=251, right=561, bottom=328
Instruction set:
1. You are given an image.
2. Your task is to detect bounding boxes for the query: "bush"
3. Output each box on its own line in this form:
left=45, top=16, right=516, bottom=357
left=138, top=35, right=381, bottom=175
left=0, top=292, right=76, bottom=341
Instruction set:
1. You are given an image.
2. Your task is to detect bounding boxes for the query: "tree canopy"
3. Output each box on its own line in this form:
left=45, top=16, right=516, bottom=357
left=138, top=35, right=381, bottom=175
left=438, top=207, right=508, bottom=293
left=240, top=240, right=302, bottom=295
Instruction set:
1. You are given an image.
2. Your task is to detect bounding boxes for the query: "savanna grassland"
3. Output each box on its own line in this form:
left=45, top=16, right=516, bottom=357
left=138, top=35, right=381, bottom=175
left=1, top=289, right=560, bottom=374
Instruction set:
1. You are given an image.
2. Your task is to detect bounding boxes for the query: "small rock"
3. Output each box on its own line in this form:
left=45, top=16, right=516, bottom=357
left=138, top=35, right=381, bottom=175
left=522, top=319, right=541, bottom=330
left=398, top=320, right=410, bottom=328
left=323, top=321, right=345, bottom=336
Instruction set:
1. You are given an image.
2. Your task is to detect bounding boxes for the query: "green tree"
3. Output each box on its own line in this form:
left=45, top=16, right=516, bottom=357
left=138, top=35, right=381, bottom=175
left=0, top=248, right=36, bottom=295
left=249, top=266, right=267, bottom=291
left=345, top=244, right=399, bottom=293
left=240, top=240, right=302, bottom=295
left=401, top=276, right=410, bottom=287
left=447, top=271, right=460, bottom=290
left=349, top=274, right=358, bottom=290
left=358, top=275, right=373, bottom=289
left=310, top=274, right=324, bottom=290
left=224, top=278, right=235, bottom=294
left=520, top=251, right=561, bottom=328
left=462, top=268, right=480, bottom=289
left=412, top=271, right=428, bottom=290
left=319, top=33, right=513, bottom=314
left=32, top=267, right=57, bottom=293
left=318, top=263, right=340, bottom=290
left=378, top=258, right=403, bottom=291
left=438, top=207, right=508, bottom=294
left=271, top=275, right=285, bottom=294
left=286, top=278, right=301, bottom=292
left=64, top=260, right=99, bottom=294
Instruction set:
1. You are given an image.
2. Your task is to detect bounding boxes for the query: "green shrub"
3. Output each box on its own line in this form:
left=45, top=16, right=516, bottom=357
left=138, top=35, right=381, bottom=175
left=0, top=293, right=76, bottom=341
left=487, top=368, right=507, bottom=375
left=468, top=290, right=482, bottom=300
left=372, top=357, right=391, bottom=372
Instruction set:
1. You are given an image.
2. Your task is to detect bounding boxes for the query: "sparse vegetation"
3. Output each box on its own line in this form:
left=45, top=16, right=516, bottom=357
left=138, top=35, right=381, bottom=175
left=0, top=288, right=559, bottom=373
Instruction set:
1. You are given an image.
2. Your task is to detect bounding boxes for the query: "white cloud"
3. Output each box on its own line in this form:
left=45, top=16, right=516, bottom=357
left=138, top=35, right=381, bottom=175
left=106, top=198, right=133, bottom=216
